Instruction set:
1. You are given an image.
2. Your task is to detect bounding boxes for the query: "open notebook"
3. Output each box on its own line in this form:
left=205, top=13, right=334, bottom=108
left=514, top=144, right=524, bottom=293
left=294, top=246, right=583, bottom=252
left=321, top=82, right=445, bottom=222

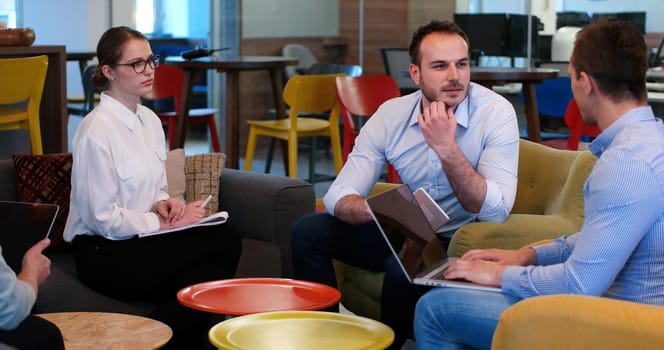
left=366, top=186, right=500, bottom=292
left=0, top=201, right=59, bottom=273
left=139, top=210, right=229, bottom=238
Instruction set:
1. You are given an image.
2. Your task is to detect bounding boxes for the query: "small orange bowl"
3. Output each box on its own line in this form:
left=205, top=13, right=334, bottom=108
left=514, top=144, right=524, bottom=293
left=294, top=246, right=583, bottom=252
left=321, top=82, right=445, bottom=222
left=0, top=28, right=36, bottom=47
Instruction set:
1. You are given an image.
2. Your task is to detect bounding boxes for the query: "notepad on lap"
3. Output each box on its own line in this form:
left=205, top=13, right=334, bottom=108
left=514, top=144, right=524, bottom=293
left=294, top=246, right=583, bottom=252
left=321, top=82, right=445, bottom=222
left=139, top=210, right=229, bottom=238
left=0, top=201, right=59, bottom=273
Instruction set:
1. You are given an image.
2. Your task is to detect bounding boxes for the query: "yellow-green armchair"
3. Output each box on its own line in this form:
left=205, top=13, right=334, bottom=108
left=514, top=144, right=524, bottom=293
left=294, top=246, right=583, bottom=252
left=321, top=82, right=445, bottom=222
left=334, top=139, right=597, bottom=320
left=492, top=295, right=664, bottom=350
left=446, top=139, right=597, bottom=257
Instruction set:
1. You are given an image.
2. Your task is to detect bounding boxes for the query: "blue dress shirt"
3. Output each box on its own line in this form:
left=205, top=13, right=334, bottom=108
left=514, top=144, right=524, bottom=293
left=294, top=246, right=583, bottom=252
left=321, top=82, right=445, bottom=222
left=502, top=106, right=664, bottom=306
left=323, top=83, right=520, bottom=237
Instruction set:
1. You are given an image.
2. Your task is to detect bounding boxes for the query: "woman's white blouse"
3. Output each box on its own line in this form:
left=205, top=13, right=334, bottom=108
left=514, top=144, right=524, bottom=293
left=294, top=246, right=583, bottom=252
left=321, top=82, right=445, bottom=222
left=64, top=93, right=170, bottom=241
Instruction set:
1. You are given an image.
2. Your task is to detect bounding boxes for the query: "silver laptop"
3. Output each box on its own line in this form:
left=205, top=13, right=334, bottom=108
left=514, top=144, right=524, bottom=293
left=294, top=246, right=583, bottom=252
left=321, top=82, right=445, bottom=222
left=0, top=201, right=59, bottom=273
left=366, top=186, right=501, bottom=292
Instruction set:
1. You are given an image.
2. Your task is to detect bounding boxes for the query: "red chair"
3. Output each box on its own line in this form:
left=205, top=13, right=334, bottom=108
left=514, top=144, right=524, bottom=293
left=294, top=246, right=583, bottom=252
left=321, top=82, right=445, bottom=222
left=541, top=99, right=600, bottom=150
left=144, top=64, right=221, bottom=152
left=335, top=75, right=401, bottom=183
left=564, top=99, right=601, bottom=150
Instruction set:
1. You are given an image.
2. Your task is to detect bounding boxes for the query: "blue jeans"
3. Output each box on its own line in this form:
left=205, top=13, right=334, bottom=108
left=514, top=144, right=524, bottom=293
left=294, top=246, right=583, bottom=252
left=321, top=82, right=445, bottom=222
left=414, top=288, right=521, bottom=350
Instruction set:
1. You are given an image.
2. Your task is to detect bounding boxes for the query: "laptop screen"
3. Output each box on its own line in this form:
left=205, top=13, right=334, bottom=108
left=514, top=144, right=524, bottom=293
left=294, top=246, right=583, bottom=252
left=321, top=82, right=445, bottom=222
left=365, top=185, right=437, bottom=247
left=365, top=185, right=440, bottom=280
left=0, top=201, right=59, bottom=273
left=367, top=192, right=502, bottom=293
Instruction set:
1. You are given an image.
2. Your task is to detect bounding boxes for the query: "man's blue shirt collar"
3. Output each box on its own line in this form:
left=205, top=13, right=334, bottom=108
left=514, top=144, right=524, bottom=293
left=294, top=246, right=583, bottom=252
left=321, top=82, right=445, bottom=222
left=589, top=106, right=655, bottom=157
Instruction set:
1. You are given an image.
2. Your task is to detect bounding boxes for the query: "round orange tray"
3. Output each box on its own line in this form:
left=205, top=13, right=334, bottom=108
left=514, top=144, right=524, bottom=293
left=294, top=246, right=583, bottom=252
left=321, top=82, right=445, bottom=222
left=177, top=278, right=340, bottom=315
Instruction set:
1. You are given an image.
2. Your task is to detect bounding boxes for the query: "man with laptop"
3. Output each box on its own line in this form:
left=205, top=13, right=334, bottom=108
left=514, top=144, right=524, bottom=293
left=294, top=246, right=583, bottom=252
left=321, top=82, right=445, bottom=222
left=0, top=202, right=64, bottom=349
left=292, top=20, right=519, bottom=349
left=414, top=18, right=664, bottom=349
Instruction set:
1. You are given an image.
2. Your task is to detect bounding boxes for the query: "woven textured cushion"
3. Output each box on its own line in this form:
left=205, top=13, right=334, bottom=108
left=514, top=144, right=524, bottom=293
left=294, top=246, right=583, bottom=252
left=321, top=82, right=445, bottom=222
left=184, top=153, right=225, bottom=216
left=12, top=153, right=73, bottom=252
left=165, top=148, right=186, bottom=199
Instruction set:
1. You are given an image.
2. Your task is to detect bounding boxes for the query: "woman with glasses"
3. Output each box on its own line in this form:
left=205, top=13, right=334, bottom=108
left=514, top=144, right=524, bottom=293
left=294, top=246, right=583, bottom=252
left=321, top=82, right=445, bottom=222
left=63, top=26, right=242, bottom=349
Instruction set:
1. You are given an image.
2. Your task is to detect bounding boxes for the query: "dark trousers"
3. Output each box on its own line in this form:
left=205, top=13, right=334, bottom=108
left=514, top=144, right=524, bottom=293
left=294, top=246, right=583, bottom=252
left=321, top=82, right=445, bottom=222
left=291, top=212, right=437, bottom=350
left=73, top=225, right=242, bottom=350
left=0, top=315, right=64, bottom=350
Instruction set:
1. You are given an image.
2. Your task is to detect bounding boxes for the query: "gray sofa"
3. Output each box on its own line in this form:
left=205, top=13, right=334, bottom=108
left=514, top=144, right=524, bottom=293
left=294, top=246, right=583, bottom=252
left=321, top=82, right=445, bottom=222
left=0, top=158, right=315, bottom=316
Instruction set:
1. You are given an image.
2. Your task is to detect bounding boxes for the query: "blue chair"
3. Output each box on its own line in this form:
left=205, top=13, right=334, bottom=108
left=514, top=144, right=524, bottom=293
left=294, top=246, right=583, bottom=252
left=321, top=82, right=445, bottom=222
left=534, top=76, right=573, bottom=119
left=520, top=76, right=572, bottom=140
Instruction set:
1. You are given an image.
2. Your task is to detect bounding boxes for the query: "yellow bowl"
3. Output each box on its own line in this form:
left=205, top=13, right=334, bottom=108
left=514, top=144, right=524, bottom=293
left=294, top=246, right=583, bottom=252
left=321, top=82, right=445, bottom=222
left=0, top=28, right=36, bottom=47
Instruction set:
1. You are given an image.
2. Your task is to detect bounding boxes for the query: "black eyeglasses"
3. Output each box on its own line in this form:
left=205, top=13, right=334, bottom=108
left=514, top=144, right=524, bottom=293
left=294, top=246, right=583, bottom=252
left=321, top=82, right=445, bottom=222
left=113, top=55, right=160, bottom=74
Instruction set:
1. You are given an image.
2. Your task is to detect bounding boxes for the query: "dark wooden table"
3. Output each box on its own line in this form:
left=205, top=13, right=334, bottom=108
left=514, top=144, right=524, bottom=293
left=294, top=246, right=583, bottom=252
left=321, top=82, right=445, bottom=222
left=0, top=45, right=67, bottom=153
left=165, top=56, right=298, bottom=169
left=66, top=51, right=96, bottom=75
left=471, top=67, right=559, bottom=142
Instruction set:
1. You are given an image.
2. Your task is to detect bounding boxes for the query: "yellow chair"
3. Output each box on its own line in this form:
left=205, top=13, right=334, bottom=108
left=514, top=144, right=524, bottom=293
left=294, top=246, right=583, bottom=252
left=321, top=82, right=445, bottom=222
left=243, top=74, right=344, bottom=179
left=0, top=55, right=48, bottom=155
left=492, top=294, right=664, bottom=350
left=444, top=139, right=597, bottom=257
left=490, top=239, right=664, bottom=349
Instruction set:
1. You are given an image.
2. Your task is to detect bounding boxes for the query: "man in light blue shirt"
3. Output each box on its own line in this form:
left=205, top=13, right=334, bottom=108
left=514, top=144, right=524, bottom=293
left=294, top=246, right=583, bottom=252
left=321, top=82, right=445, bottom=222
left=0, top=239, right=64, bottom=349
left=414, top=18, right=664, bottom=350
left=292, top=20, right=519, bottom=349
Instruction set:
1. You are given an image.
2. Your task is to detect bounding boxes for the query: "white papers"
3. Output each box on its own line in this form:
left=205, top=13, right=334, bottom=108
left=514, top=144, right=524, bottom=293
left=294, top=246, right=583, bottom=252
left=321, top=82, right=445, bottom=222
left=413, top=188, right=449, bottom=232
left=139, top=211, right=229, bottom=238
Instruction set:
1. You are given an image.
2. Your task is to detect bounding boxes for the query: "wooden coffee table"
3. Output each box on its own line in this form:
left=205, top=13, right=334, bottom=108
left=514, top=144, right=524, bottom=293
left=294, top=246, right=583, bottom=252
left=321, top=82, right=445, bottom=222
left=36, top=312, right=172, bottom=350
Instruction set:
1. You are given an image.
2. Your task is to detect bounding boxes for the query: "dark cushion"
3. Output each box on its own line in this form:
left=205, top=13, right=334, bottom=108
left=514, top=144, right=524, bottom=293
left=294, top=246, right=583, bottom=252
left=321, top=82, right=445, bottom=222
left=12, top=154, right=72, bottom=253
left=0, top=159, right=18, bottom=201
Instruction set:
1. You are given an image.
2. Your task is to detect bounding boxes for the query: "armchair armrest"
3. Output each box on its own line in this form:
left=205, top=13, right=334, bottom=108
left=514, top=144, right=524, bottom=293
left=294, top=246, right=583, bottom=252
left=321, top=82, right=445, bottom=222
left=492, top=295, right=664, bottom=350
left=218, top=169, right=315, bottom=277
left=447, top=213, right=582, bottom=257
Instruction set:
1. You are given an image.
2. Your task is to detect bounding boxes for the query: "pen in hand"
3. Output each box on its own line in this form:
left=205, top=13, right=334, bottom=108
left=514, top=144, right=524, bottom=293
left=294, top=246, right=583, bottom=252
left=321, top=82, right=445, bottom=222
left=199, top=195, right=213, bottom=208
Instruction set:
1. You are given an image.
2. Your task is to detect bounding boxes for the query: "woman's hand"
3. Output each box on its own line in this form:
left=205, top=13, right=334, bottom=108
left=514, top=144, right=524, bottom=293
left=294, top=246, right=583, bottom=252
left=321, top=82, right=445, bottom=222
left=170, top=200, right=206, bottom=227
left=155, top=197, right=186, bottom=225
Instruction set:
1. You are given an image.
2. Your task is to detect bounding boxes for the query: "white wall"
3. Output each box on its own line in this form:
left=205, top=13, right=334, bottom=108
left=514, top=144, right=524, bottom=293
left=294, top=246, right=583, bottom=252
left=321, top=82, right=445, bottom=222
left=20, top=0, right=664, bottom=94
left=241, top=0, right=338, bottom=38
left=21, top=0, right=109, bottom=96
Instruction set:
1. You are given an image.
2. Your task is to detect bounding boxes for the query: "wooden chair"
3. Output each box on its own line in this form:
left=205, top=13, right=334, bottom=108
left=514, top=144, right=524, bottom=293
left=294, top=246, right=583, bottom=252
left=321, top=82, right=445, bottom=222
left=263, top=63, right=362, bottom=177
left=335, top=75, right=401, bottom=183
left=143, top=64, right=221, bottom=152
left=0, top=55, right=48, bottom=154
left=244, top=74, right=344, bottom=180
